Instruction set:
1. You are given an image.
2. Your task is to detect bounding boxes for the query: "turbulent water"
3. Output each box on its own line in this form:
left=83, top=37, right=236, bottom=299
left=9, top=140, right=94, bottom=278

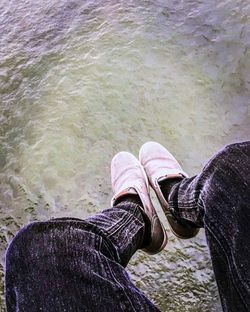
left=0, top=0, right=249, bottom=311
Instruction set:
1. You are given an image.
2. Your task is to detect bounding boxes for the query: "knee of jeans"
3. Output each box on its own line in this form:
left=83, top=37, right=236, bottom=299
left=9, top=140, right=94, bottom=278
left=5, top=223, right=37, bottom=263
left=201, top=142, right=249, bottom=217
left=220, top=142, right=249, bottom=169
left=219, top=142, right=243, bottom=158
left=206, top=142, right=247, bottom=174
left=223, top=141, right=250, bottom=157
left=224, top=142, right=243, bottom=153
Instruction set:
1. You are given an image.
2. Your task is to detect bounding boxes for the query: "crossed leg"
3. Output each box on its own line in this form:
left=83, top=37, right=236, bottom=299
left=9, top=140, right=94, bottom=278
left=5, top=141, right=250, bottom=312
left=168, top=141, right=250, bottom=311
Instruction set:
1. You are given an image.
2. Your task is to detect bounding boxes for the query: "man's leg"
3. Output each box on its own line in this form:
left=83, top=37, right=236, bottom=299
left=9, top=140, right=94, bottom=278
left=5, top=149, right=167, bottom=312
left=5, top=203, right=161, bottom=312
left=168, top=141, right=250, bottom=311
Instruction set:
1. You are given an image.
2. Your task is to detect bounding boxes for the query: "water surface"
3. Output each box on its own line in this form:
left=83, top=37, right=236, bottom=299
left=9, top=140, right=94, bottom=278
left=0, top=0, right=249, bottom=311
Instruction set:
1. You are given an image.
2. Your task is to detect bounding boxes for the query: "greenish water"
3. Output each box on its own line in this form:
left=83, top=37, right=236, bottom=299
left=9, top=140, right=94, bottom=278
left=0, top=0, right=249, bottom=311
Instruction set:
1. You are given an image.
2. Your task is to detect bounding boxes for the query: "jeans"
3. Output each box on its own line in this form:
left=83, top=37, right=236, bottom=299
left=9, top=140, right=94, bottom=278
left=5, top=141, right=250, bottom=312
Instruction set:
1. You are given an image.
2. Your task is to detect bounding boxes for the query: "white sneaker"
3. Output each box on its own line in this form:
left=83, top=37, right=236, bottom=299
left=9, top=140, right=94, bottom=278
left=111, top=151, right=168, bottom=254
left=139, top=142, right=199, bottom=239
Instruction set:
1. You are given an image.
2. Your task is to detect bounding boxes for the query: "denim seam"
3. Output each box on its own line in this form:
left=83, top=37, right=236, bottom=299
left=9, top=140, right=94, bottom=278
left=102, top=254, right=138, bottom=312
left=205, top=219, right=250, bottom=310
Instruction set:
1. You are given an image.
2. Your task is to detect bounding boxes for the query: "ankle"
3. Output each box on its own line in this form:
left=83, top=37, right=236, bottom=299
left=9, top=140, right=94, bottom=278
left=114, top=194, right=151, bottom=248
left=159, top=177, right=183, bottom=202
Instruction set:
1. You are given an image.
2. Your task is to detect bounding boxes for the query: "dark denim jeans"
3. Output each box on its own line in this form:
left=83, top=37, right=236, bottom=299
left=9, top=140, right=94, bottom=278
left=5, top=141, right=250, bottom=312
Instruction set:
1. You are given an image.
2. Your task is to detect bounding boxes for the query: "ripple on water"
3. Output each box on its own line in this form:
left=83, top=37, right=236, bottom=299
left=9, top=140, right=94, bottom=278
left=1, top=0, right=250, bottom=311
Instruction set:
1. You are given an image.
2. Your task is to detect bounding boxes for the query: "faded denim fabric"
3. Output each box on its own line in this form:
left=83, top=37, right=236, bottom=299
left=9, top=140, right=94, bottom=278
left=5, top=141, right=250, bottom=312
left=5, top=204, right=160, bottom=311
left=169, top=141, right=250, bottom=311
